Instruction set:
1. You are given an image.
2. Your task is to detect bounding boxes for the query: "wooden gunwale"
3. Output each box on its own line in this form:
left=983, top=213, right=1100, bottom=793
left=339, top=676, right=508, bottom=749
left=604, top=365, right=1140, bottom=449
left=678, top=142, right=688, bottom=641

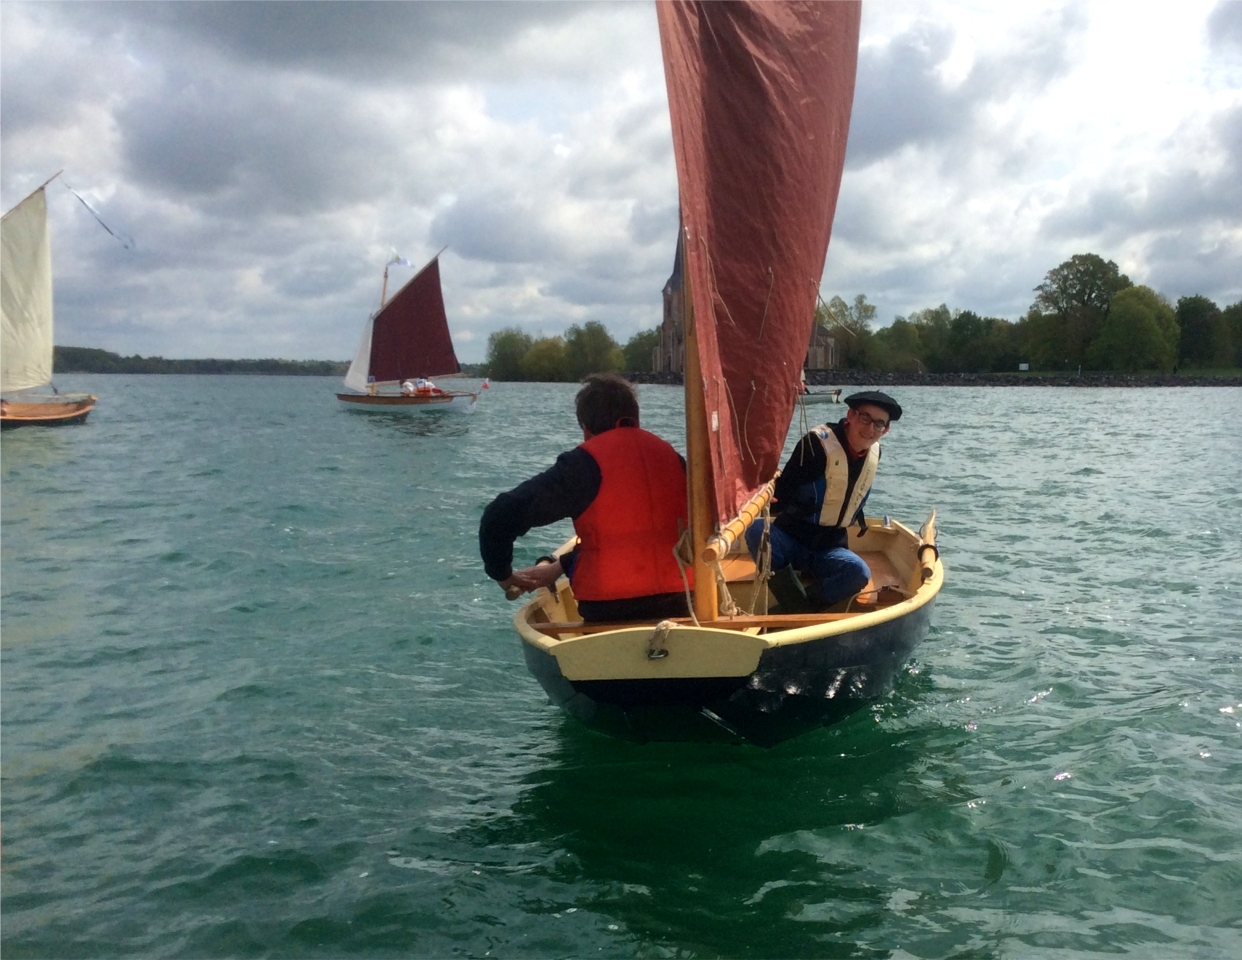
left=335, top=391, right=476, bottom=406
left=516, top=552, right=943, bottom=652
left=0, top=396, right=97, bottom=426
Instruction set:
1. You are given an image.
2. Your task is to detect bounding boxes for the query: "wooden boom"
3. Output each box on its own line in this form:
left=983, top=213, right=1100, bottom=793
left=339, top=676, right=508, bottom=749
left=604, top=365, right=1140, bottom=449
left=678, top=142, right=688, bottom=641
left=701, top=480, right=776, bottom=564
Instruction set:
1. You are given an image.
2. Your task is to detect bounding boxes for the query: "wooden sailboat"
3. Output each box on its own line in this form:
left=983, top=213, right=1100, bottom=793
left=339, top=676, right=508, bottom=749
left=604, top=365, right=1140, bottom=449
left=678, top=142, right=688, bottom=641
left=336, top=254, right=477, bottom=412
left=1, top=175, right=97, bottom=429
left=509, top=1, right=943, bottom=746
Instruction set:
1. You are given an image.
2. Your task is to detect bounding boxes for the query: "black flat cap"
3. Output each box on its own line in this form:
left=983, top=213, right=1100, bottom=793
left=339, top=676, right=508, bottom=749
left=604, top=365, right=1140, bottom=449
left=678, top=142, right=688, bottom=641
left=845, top=390, right=902, bottom=421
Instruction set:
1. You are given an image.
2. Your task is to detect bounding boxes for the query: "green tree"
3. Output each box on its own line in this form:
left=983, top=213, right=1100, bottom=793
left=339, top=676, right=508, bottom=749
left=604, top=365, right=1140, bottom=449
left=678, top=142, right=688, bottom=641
left=905, top=304, right=952, bottom=372
left=822, top=294, right=877, bottom=369
left=1224, top=301, right=1242, bottom=367
left=1085, top=285, right=1178, bottom=372
left=564, top=321, right=623, bottom=380
left=1032, top=253, right=1133, bottom=367
left=1176, top=295, right=1232, bottom=368
left=875, top=318, right=924, bottom=373
left=485, top=327, right=533, bottom=381
left=623, top=328, right=660, bottom=372
left=521, top=336, right=570, bottom=381
left=1014, top=307, right=1064, bottom=371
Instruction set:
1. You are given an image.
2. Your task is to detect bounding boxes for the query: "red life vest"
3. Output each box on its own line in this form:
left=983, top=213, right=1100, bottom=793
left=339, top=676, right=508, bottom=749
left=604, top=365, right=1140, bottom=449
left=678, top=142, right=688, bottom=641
left=571, top=427, right=692, bottom=601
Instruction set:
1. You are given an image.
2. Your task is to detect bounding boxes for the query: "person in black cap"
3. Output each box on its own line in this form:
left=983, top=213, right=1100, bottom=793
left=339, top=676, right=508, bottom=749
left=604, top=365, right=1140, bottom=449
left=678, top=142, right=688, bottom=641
left=745, top=390, right=903, bottom=612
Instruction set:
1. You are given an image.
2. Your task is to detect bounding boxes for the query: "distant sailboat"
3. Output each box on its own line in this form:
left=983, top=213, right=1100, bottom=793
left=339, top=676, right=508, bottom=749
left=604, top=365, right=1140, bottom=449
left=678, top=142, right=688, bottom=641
left=336, top=253, right=477, bottom=412
left=1, top=174, right=97, bottom=429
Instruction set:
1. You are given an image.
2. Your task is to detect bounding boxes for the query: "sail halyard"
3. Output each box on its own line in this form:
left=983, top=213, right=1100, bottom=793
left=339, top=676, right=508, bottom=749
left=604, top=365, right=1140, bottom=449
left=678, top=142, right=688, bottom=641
left=1, top=187, right=55, bottom=394
left=657, top=0, right=861, bottom=529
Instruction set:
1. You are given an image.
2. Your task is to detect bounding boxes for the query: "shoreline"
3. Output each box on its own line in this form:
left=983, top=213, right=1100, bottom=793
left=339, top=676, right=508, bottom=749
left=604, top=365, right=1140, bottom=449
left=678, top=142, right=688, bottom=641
left=627, top=371, right=1242, bottom=388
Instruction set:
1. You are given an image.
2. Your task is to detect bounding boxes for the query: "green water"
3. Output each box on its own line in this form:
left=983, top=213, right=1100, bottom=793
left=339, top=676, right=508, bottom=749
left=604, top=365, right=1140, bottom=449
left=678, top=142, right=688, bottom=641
left=3, top=376, right=1240, bottom=958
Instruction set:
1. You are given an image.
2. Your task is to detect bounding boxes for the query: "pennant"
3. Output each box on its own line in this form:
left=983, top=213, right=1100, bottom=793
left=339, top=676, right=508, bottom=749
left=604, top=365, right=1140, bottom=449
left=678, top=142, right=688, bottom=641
left=61, top=180, right=136, bottom=249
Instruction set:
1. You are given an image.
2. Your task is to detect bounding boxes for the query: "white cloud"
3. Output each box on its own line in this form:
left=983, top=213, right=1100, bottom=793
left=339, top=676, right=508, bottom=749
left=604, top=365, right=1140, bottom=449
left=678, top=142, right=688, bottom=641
left=2, top=0, right=1238, bottom=361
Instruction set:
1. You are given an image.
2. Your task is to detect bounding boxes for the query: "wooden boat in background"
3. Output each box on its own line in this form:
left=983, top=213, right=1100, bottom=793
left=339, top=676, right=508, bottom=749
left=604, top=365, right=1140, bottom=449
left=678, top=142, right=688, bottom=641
left=799, top=388, right=842, bottom=405
left=337, top=254, right=477, bottom=412
left=510, top=1, right=943, bottom=746
left=1, top=175, right=97, bottom=429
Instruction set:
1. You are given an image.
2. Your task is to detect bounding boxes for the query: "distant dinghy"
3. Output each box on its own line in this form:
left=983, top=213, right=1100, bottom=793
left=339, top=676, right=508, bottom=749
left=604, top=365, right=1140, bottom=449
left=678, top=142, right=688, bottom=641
left=1, top=174, right=97, bottom=429
left=799, top=388, right=843, bottom=405
left=336, top=254, right=477, bottom=413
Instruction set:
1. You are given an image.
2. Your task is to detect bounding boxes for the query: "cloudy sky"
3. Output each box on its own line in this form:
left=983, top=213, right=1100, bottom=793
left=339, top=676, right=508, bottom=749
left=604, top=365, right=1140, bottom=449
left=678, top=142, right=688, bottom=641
left=3, top=1, right=1240, bottom=363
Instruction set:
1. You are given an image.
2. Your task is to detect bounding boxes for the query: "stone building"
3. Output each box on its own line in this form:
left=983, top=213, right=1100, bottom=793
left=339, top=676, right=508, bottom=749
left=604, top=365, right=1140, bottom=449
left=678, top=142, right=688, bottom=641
left=654, top=237, right=836, bottom=374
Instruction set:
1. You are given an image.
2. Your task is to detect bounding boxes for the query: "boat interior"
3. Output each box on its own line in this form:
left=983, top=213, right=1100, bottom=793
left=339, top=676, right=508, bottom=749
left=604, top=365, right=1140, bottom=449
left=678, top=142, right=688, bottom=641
left=523, top=517, right=935, bottom=640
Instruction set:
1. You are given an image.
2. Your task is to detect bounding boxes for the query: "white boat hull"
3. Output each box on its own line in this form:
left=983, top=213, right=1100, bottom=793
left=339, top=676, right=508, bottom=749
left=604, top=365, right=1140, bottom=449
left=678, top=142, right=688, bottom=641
left=336, top=391, right=477, bottom=413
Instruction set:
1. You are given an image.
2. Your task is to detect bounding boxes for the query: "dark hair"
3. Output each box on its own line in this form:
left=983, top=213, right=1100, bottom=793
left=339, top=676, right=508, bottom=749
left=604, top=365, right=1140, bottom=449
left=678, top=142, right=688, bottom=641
left=575, top=373, right=639, bottom=435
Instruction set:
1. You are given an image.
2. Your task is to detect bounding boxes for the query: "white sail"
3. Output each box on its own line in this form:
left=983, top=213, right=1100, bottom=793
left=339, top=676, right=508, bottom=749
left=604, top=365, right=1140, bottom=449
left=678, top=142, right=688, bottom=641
left=342, top=314, right=374, bottom=392
left=1, top=188, right=54, bottom=393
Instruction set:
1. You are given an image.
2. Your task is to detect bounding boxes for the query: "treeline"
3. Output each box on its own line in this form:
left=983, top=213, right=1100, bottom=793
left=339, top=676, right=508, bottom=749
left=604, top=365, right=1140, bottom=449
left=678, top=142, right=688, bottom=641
left=485, top=321, right=660, bottom=381
left=824, top=254, right=1242, bottom=375
left=54, top=347, right=349, bottom=376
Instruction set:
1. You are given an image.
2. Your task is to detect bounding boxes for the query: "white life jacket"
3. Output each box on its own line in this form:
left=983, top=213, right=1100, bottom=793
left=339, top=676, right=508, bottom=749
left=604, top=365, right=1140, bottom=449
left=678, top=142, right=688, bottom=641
left=812, top=424, right=879, bottom=528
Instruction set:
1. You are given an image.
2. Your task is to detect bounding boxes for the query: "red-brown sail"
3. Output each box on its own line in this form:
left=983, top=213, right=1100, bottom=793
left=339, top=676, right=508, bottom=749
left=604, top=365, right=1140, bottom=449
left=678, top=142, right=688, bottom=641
left=368, top=257, right=461, bottom=382
left=657, top=0, right=860, bottom=524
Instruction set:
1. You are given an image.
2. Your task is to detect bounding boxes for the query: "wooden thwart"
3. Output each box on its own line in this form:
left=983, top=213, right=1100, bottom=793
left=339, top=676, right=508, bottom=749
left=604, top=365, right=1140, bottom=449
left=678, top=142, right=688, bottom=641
left=532, top=611, right=860, bottom=637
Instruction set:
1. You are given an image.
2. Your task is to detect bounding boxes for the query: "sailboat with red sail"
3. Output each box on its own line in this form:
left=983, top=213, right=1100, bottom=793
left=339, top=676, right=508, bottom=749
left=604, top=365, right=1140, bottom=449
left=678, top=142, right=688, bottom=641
left=506, top=0, right=944, bottom=746
left=337, top=253, right=477, bottom=412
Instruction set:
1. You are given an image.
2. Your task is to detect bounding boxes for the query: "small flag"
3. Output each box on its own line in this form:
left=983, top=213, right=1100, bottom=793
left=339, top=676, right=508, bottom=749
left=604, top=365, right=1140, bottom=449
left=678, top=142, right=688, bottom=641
left=388, top=250, right=412, bottom=267
left=62, top=180, right=136, bottom=249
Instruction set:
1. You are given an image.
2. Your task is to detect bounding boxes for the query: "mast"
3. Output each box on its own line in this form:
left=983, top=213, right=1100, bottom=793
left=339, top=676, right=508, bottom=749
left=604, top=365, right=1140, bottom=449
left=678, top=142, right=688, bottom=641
left=682, top=252, right=718, bottom=621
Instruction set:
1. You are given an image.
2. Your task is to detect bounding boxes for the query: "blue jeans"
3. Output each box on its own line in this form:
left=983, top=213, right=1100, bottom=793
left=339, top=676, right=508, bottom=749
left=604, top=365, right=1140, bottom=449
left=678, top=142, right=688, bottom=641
left=745, top=520, right=871, bottom=608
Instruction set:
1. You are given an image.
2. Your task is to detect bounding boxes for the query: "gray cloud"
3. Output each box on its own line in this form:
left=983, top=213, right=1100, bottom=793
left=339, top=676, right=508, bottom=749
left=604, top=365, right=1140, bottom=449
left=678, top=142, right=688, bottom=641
left=114, top=69, right=393, bottom=215
left=430, top=193, right=565, bottom=264
left=847, top=7, right=1084, bottom=167
left=847, top=23, right=962, bottom=163
left=1042, top=105, right=1242, bottom=241
left=54, top=1, right=591, bottom=83
left=1208, top=1, right=1242, bottom=50
left=3, top=0, right=1237, bottom=362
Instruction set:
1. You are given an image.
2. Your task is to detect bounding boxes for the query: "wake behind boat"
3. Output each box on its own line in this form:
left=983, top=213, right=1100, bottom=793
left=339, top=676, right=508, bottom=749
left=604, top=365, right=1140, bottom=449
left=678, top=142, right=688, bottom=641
left=337, top=253, right=477, bottom=413
left=2, top=174, right=97, bottom=429
left=505, top=0, right=943, bottom=746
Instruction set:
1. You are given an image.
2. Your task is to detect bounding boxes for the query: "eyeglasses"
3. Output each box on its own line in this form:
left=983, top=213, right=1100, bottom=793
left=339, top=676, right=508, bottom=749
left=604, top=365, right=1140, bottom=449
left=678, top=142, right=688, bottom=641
left=853, top=410, right=889, bottom=432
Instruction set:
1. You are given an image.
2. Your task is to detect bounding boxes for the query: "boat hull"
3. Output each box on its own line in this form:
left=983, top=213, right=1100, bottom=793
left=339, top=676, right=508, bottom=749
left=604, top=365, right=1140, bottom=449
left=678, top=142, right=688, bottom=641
left=336, top=391, right=476, bottom=413
left=514, top=518, right=942, bottom=746
left=0, top=396, right=97, bottom=429
left=798, top=392, right=841, bottom=405
left=521, top=596, right=934, bottom=746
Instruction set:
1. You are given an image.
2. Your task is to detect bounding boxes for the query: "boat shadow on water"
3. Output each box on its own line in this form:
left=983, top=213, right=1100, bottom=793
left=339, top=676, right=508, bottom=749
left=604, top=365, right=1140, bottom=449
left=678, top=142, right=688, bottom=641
left=350, top=409, right=473, bottom=439
left=455, top=675, right=967, bottom=955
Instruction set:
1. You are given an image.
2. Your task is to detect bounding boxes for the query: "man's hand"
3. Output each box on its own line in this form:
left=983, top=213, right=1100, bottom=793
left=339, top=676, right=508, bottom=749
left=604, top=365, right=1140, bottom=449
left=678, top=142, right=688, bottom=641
left=498, top=558, right=563, bottom=600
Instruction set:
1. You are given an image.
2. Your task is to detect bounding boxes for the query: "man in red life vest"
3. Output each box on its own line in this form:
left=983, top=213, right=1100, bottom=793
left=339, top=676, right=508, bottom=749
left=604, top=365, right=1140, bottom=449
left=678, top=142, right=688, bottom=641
left=479, top=374, right=692, bottom=622
left=746, top=390, right=903, bottom=612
